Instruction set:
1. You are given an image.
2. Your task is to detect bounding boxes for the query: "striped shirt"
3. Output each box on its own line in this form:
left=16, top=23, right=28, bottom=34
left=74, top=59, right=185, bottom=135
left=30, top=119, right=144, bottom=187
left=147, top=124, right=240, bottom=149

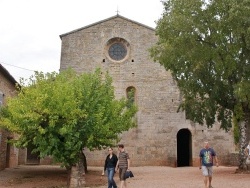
left=118, top=151, right=130, bottom=168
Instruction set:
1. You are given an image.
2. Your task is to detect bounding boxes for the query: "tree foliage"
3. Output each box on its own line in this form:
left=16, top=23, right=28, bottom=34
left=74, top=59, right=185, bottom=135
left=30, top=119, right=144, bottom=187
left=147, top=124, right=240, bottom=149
left=151, top=0, right=250, bottom=169
left=0, top=69, right=137, bottom=168
left=151, top=0, right=250, bottom=129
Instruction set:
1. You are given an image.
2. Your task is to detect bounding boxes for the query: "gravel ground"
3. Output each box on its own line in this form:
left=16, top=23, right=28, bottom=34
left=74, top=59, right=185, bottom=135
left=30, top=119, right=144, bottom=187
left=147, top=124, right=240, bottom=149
left=0, top=165, right=249, bottom=188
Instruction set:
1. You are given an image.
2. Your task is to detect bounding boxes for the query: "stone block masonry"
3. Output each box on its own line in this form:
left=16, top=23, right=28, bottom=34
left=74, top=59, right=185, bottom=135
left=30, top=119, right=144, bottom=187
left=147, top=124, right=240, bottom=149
left=60, top=15, right=235, bottom=167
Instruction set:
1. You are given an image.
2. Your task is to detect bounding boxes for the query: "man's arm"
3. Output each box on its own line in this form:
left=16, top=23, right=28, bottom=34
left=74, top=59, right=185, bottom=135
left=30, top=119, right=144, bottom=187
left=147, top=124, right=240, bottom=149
left=199, top=150, right=202, bottom=169
left=199, top=157, right=202, bottom=169
left=214, top=156, right=219, bottom=167
left=127, top=159, right=130, bottom=171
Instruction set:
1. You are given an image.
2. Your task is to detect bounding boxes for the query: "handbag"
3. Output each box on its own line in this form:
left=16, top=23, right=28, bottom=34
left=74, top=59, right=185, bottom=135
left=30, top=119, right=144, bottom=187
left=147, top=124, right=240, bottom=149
left=125, top=170, right=134, bottom=179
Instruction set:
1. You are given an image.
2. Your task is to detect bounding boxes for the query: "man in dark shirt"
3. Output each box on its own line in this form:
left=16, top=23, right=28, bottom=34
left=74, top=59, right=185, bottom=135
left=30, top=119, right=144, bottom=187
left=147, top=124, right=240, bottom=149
left=199, top=141, right=219, bottom=188
left=115, top=144, right=130, bottom=188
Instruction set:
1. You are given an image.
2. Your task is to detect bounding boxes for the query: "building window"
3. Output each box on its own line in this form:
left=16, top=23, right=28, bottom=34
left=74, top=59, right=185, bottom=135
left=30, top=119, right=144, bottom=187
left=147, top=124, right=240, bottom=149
left=126, top=86, right=136, bottom=108
left=105, top=37, right=130, bottom=62
left=108, top=43, right=127, bottom=61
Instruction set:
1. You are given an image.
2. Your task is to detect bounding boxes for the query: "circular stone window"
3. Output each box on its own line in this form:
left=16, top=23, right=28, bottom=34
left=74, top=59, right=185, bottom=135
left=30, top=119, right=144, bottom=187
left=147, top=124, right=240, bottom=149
left=108, top=43, right=127, bottom=61
left=105, top=38, right=130, bottom=62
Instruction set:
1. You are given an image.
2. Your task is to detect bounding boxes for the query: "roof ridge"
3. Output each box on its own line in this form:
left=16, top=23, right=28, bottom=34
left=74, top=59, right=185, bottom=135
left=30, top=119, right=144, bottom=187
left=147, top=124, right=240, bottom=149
left=0, top=64, right=18, bottom=85
left=60, top=14, right=155, bottom=39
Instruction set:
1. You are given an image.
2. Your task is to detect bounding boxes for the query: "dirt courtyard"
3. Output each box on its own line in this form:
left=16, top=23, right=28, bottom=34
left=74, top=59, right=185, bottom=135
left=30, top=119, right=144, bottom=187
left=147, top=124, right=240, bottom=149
left=0, top=165, right=249, bottom=188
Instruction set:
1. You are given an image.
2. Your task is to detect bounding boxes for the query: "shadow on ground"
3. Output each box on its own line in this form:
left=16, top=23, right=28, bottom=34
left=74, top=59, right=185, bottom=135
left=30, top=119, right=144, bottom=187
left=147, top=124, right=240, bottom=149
left=0, top=165, right=106, bottom=188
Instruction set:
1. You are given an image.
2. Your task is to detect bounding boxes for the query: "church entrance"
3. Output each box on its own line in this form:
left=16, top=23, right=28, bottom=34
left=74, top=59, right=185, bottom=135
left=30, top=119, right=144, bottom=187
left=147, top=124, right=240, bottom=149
left=177, top=129, right=192, bottom=167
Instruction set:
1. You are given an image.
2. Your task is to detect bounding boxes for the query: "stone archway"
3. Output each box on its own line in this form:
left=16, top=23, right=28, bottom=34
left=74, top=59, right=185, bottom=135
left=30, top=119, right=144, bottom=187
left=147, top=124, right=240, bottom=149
left=177, top=129, right=192, bottom=167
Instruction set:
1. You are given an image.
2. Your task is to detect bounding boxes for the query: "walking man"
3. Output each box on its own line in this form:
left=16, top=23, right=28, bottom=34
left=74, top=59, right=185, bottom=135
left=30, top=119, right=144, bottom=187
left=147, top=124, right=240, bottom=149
left=199, top=141, right=219, bottom=188
left=116, top=144, right=130, bottom=188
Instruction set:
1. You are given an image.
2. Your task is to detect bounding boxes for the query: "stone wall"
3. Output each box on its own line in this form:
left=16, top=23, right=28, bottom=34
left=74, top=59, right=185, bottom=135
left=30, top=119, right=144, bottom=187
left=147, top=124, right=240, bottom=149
left=0, top=129, right=8, bottom=170
left=18, top=148, right=27, bottom=165
left=229, top=152, right=239, bottom=166
left=40, top=156, right=54, bottom=165
left=0, top=69, right=19, bottom=170
left=60, top=15, right=235, bottom=167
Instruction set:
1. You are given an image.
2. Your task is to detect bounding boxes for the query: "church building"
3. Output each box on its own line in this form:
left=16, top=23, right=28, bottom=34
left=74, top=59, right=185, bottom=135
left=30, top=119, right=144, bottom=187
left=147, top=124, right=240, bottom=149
left=59, top=15, right=234, bottom=167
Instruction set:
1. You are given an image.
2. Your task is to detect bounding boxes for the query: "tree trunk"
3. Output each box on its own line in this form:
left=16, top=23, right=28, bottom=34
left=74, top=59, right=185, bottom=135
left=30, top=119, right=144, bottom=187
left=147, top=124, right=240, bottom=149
left=67, top=152, right=87, bottom=187
left=238, top=110, right=250, bottom=170
left=238, top=121, right=246, bottom=169
left=81, top=151, right=88, bottom=173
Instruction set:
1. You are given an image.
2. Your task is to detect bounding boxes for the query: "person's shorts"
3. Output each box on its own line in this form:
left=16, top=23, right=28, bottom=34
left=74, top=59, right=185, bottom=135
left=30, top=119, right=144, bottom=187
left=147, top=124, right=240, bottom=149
left=119, top=168, right=128, bottom=181
left=201, top=166, right=213, bottom=176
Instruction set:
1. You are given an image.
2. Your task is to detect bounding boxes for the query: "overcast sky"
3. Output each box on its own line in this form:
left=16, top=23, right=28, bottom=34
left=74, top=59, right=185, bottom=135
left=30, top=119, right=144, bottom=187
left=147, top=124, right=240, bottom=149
left=0, top=0, right=164, bottom=82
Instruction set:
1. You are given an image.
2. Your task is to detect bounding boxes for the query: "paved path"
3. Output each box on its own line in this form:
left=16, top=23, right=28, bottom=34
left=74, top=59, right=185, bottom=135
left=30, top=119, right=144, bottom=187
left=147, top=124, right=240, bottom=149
left=122, top=166, right=250, bottom=188
left=0, top=165, right=249, bottom=188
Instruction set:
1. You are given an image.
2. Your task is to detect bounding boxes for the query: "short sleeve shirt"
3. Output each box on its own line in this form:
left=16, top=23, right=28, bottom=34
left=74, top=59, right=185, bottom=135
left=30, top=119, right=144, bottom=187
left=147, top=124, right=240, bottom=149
left=199, top=148, right=216, bottom=167
left=118, top=151, right=130, bottom=168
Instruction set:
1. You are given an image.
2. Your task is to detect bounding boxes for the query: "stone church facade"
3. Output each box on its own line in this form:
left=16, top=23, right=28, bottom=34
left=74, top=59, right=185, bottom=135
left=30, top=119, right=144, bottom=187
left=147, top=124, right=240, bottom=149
left=60, top=15, right=235, bottom=167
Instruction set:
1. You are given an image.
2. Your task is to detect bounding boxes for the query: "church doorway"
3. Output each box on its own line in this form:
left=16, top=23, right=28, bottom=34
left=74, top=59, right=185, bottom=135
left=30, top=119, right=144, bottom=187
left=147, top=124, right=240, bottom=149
left=177, top=129, right=192, bottom=167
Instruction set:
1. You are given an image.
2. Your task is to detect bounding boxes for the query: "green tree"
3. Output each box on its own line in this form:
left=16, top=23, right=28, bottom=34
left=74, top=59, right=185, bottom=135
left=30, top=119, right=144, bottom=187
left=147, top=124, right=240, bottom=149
left=151, top=0, right=250, bottom=170
left=0, top=69, right=137, bottom=186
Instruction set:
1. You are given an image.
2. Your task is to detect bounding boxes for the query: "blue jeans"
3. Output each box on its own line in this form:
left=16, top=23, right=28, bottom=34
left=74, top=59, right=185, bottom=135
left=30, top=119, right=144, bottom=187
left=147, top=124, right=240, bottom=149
left=106, top=167, right=117, bottom=188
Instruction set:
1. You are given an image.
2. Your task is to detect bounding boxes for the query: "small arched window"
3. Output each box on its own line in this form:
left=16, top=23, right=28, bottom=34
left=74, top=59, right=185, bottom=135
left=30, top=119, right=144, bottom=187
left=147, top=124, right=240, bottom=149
left=126, top=86, right=136, bottom=108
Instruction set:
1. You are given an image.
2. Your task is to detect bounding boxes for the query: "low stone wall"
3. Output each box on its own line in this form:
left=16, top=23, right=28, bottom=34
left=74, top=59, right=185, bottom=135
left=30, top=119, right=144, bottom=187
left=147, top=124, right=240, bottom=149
left=40, top=156, right=54, bottom=165
left=229, top=152, right=239, bottom=166
left=18, top=148, right=27, bottom=165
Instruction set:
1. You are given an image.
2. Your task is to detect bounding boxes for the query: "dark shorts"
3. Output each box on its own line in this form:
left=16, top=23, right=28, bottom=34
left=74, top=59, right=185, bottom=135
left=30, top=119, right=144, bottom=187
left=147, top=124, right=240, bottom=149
left=119, top=168, right=128, bottom=181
